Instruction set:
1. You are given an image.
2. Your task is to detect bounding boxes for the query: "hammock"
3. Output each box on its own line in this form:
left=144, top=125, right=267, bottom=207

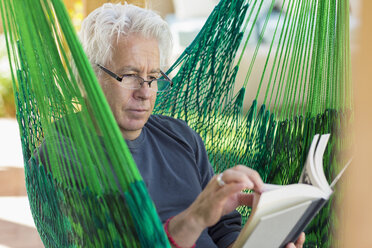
left=0, top=0, right=351, bottom=247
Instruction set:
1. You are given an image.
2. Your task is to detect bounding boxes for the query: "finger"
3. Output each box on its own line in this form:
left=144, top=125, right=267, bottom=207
left=231, top=165, right=264, bottom=192
left=204, top=174, right=226, bottom=193
left=218, top=170, right=255, bottom=189
left=214, top=182, right=247, bottom=202
left=295, top=232, right=305, bottom=247
left=285, top=243, right=296, bottom=248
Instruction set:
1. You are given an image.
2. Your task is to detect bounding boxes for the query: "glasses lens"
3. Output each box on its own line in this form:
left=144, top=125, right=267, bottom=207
left=121, top=75, right=142, bottom=89
left=156, top=79, right=171, bottom=92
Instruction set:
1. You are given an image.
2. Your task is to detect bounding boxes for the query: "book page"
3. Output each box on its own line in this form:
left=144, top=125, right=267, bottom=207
left=299, top=134, right=333, bottom=197
left=299, top=134, right=319, bottom=185
left=313, top=134, right=332, bottom=195
left=330, top=158, right=352, bottom=188
left=237, top=183, right=328, bottom=244
left=234, top=201, right=313, bottom=248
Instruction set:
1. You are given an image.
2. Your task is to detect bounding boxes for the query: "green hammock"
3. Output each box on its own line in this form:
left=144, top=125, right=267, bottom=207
left=0, top=0, right=351, bottom=247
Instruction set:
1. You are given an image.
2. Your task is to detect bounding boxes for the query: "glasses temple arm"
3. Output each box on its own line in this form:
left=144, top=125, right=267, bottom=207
left=160, top=70, right=173, bottom=86
left=97, top=64, right=123, bottom=81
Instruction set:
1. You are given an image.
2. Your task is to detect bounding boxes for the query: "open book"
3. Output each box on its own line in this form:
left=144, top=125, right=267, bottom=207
left=233, top=134, right=348, bottom=248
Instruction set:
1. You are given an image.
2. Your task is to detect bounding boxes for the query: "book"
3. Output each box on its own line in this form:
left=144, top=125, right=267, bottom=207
left=232, top=134, right=347, bottom=248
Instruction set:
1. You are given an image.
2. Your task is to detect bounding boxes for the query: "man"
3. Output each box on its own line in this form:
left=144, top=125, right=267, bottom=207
left=76, top=3, right=305, bottom=247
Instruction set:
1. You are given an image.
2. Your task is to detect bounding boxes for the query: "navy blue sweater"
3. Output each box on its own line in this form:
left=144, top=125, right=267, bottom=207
left=126, top=115, right=241, bottom=247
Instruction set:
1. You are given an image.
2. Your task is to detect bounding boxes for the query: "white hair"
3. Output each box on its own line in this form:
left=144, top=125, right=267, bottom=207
left=79, top=3, right=173, bottom=74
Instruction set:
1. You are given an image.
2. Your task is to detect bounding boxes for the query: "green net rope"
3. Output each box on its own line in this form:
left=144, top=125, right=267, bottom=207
left=1, top=0, right=169, bottom=247
left=155, top=0, right=352, bottom=247
left=1, top=0, right=351, bottom=247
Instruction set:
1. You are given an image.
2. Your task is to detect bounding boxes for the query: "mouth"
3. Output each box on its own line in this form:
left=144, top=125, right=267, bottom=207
left=127, top=109, right=148, bottom=113
left=129, top=108, right=147, bottom=111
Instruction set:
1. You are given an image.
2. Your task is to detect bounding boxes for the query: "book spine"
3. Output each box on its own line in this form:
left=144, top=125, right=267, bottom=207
left=279, top=198, right=327, bottom=248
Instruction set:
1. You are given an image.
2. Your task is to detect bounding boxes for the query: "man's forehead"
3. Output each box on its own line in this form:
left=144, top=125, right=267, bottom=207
left=109, top=34, right=160, bottom=73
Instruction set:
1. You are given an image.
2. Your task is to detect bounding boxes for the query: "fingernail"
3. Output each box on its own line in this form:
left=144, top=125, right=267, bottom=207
left=254, top=184, right=263, bottom=193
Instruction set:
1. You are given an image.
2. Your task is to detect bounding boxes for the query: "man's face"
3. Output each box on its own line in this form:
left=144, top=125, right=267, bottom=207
left=98, top=34, right=160, bottom=140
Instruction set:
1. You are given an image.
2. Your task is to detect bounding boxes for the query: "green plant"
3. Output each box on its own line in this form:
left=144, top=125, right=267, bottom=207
left=0, top=75, right=15, bottom=117
left=0, top=34, right=15, bottom=118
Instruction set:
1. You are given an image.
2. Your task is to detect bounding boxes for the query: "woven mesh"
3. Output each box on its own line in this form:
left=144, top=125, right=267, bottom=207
left=1, top=0, right=351, bottom=247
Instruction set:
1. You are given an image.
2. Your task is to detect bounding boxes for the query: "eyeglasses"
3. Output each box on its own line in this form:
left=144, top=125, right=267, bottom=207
left=96, top=64, right=173, bottom=92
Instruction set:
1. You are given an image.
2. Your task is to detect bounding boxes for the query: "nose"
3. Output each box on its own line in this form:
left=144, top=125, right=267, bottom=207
left=134, top=82, right=153, bottom=99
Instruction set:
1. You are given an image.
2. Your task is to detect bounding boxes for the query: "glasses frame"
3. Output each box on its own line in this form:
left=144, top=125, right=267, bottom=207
left=96, top=63, right=173, bottom=91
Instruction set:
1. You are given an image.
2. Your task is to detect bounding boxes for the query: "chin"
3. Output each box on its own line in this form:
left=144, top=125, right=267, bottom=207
left=121, top=119, right=147, bottom=131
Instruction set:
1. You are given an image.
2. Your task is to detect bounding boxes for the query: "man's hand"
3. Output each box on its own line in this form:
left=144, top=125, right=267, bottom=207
left=188, top=165, right=264, bottom=228
left=285, top=232, right=306, bottom=248
left=166, top=165, right=263, bottom=247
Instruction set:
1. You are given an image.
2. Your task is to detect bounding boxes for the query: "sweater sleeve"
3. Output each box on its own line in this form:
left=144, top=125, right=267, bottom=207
left=192, top=129, right=242, bottom=247
left=208, top=211, right=242, bottom=248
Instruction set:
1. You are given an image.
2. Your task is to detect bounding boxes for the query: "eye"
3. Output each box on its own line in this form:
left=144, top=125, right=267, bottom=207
left=122, top=73, right=137, bottom=78
left=149, top=73, right=162, bottom=80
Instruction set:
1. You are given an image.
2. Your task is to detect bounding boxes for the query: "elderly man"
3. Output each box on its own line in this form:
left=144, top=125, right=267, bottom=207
left=75, top=3, right=305, bottom=248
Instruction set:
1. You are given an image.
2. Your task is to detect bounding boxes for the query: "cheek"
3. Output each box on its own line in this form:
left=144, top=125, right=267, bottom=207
left=150, top=94, right=157, bottom=105
left=101, top=83, right=129, bottom=108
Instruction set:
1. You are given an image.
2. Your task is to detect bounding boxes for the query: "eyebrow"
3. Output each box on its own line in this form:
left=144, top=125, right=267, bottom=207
left=117, top=66, right=160, bottom=74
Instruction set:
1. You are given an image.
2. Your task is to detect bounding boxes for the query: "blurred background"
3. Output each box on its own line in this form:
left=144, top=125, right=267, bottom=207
left=0, top=0, right=370, bottom=247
